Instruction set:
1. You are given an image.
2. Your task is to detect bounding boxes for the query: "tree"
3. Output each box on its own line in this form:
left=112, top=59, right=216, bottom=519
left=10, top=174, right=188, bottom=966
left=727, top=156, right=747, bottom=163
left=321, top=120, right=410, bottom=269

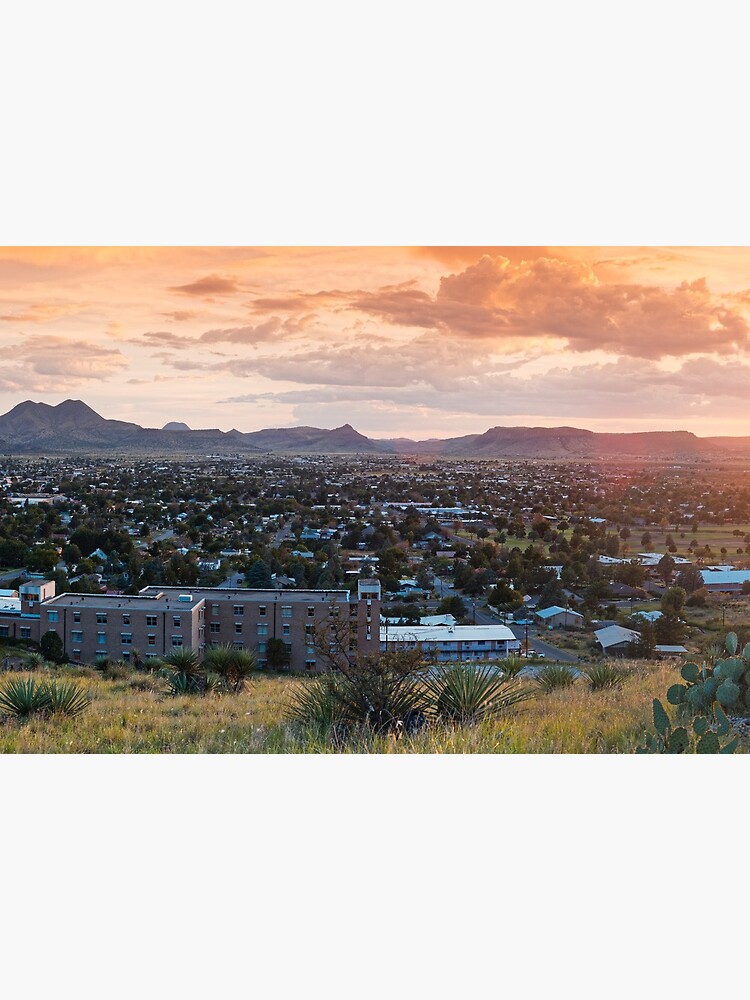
left=641, top=531, right=652, bottom=548
left=246, top=559, right=272, bottom=588
left=437, top=596, right=467, bottom=621
left=40, top=630, right=66, bottom=663
left=675, top=563, right=703, bottom=594
left=661, top=586, right=686, bottom=618
left=266, top=637, right=291, bottom=671
left=488, top=583, right=524, bottom=611
left=657, top=553, right=676, bottom=586
left=613, top=561, right=646, bottom=588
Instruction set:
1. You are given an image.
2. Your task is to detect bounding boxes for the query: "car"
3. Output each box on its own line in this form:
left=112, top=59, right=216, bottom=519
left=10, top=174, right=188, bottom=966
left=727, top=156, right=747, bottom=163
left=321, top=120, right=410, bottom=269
left=514, top=618, right=534, bottom=626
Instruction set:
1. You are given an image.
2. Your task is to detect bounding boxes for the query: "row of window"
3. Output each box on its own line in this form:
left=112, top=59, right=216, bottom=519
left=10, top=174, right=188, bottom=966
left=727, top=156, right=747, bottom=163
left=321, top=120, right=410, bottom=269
left=47, top=603, right=361, bottom=626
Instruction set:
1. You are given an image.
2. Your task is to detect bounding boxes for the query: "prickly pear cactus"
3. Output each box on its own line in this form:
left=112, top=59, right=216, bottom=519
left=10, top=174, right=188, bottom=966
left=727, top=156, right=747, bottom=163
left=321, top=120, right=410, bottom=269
left=666, top=632, right=750, bottom=718
left=638, top=698, right=738, bottom=754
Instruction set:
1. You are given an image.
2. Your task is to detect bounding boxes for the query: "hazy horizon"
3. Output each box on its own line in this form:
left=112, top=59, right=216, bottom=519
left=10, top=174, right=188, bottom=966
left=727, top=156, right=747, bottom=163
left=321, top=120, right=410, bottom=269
left=3, top=246, right=750, bottom=438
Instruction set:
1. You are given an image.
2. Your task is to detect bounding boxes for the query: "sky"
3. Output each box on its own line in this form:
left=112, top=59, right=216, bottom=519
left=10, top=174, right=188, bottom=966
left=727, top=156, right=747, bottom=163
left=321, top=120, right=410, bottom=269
left=3, top=245, right=750, bottom=439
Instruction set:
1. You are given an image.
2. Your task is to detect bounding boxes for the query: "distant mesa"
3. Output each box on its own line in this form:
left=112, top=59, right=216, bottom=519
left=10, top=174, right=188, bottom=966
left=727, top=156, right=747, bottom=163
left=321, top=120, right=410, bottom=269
left=4, top=398, right=750, bottom=459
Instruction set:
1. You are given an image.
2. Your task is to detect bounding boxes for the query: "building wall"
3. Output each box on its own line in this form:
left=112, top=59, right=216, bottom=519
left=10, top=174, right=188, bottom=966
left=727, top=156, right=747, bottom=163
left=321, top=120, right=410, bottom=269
left=0, top=584, right=380, bottom=672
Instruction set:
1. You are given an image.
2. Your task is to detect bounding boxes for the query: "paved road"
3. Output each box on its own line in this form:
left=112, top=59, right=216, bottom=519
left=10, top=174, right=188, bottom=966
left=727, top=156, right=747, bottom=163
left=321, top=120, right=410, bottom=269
left=150, top=529, right=175, bottom=543
left=271, top=521, right=294, bottom=549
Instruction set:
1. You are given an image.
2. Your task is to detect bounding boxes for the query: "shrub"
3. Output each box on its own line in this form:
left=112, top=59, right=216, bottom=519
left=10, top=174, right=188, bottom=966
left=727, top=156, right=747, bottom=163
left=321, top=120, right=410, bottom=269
left=265, top=638, right=291, bottom=671
left=424, top=663, right=531, bottom=725
left=40, top=631, right=66, bottom=664
left=536, top=664, right=577, bottom=692
left=582, top=662, right=627, bottom=691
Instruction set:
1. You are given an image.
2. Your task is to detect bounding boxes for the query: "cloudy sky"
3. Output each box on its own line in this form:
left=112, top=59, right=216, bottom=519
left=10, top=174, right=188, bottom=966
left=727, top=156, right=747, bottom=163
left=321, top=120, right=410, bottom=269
left=2, top=246, right=750, bottom=438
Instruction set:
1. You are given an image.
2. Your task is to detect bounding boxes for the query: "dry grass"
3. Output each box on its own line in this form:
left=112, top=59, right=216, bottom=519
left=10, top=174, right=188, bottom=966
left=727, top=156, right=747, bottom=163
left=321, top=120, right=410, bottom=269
left=0, top=657, right=724, bottom=754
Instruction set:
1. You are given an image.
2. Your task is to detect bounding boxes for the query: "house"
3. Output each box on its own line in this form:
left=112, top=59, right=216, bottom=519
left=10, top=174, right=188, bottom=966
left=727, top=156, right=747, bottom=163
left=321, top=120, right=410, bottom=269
left=632, top=610, right=662, bottom=623
left=535, top=605, right=584, bottom=629
left=380, top=624, right=520, bottom=662
left=595, top=624, right=640, bottom=655
left=654, top=644, right=688, bottom=656
left=700, top=570, right=750, bottom=593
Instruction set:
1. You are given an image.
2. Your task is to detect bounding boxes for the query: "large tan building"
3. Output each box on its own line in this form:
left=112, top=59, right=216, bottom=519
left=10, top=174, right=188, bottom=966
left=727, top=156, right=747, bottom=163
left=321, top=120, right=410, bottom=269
left=0, top=578, right=381, bottom=672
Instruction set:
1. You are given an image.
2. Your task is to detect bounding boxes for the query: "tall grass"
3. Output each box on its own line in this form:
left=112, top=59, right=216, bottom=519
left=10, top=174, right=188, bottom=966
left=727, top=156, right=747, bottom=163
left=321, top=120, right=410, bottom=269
left=0, top=660, right=726, bottom=754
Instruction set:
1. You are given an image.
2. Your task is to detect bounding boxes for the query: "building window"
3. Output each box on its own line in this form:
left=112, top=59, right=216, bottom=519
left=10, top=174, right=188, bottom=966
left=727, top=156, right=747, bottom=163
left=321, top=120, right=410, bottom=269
left=146, top=615, right=157, bottom=627
left=171, top=635, right=183, bottom=647
left=211, top=604, right=219, bottom=616
left=148, top=634, right=156, bottom=646
left=232, top=641, right=244, bottom=650
left=96, top=613, right=107, bottom=624
left=258, top=642, right=267, bottom=655
left=0, top=626, right=8, bottom=638
left=234, top=623, right=243, bottom=634
left=121, top=633, right=133, bottom=645
left=257, top=623, right=268, bottom=636
left=282, top=624, right=291, bottom=636
left=307, top=606, right=315, bottom=617
left=146, top=653, right=158, bottom=660
left=233, top=605, right=244, bottom=616
left=73, top=611, right=81, bottom=623
left=97, top=632, right=106, bottom=645
left=210, top=623, right=220, bottom=634
left=123, top=613, right=130, bottom=625
left=71, top=630, right=84, bottom=643
left=350, top=604, right=358, bottom=617
left=259, top=605, right=267, bottom=616
left=47, top=610, right=58, bottom=622
left=172, top=615, right=181, bottom=627
left=281, top=606, right=292, bottom=618
left=72, top=649, right=80, bottom=659
left=20, top=627, right=31, bottom=640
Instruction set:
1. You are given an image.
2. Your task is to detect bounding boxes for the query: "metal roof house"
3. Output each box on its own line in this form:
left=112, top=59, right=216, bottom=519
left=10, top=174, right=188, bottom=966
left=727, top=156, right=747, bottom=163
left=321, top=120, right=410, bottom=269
left=700, top=570, right=750, bottom=592
left=595, top=624, right=640, bottom=655
left=534, top=605, right=584, bottom=629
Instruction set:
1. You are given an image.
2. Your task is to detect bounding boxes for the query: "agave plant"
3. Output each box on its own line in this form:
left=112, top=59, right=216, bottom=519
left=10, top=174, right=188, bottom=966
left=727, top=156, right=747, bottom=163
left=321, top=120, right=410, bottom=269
left=424, top=662, right=531, bottom=725
left=536, top=663, right=577, bottom=692
left=203, top=671, right=226, bottom=696
left=165, top=671, right=203, bottom=696
left=581, top=662, right=626, bottom=692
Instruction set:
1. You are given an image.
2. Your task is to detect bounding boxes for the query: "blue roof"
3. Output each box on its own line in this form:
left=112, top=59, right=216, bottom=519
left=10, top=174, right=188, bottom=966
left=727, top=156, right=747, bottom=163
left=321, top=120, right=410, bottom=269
left=535, top=605, right=583, bottom=619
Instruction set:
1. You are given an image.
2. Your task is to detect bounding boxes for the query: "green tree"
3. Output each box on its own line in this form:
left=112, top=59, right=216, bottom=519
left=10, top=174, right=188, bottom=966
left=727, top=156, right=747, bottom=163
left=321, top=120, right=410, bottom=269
left=40, top=630, right=66, bottom=664
left=266, top=637, right=291, bottom=671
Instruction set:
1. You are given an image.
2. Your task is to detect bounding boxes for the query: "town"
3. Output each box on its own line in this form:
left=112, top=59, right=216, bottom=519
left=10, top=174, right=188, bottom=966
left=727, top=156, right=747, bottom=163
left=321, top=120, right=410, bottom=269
left=2, top=452, right=750, bottom=676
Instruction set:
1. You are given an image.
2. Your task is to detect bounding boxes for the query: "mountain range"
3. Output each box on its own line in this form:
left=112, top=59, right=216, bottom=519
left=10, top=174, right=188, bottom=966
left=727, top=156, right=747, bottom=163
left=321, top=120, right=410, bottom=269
left=1, top=399, right=749, bottom=461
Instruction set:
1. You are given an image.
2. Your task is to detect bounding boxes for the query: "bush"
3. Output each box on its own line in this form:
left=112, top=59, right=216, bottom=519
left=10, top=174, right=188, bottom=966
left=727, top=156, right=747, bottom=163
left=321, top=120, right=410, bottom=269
left=287, top=674, right=350, bottom=735
left=536, top=664, right=577, bottom=692
left=40, top=631, right=67, bottom=664
left=423, top=663, right=531, bottom=725
left=581, top=662, right=626, bottom=691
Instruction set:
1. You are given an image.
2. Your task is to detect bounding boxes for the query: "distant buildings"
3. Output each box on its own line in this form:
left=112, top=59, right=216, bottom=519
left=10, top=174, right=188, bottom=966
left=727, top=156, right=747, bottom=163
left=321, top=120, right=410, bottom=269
left=534, top=606, right=584, bottom=629
left=380, top=623, right=520, bottom=662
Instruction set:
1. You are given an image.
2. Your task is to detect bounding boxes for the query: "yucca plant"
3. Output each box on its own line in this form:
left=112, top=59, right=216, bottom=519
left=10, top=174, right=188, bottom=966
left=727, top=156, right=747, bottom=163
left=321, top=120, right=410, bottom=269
left=164, top=671, right=203, bottom=696
left=0, top=677, right=53, bottom=718
left=287, top=674, right=350, bottom=734
left=24, top=652, right=47, bottom=671
left=203, top=644, right=257, bottom=693
left=0, top=677, right=90, bottom=719
left=46, top=680, right=90, bottom=718
left=497, top=655, right=526, bottom=679
left=162, top=648, right=202, bottom=678
left=536, top=663, right=577, bottom=692
left=424, top=663, right=531, bottom=725
left=203, top=671, right=226, bottom=696
left=582, top=662, right=626, bottom=692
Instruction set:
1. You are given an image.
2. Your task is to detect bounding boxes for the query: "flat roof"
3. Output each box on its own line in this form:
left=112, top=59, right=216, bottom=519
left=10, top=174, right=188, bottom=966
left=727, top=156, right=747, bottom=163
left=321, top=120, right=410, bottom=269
left=139, top=585, right=354, bottom=604
left=45, top=591, right=204, bottom=611
left=381, top=624, right=518, bottom=642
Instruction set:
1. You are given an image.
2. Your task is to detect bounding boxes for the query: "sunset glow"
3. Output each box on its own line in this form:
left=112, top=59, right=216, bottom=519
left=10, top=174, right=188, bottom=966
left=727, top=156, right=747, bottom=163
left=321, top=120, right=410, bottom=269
left=3, top=246, right=750, bottom=437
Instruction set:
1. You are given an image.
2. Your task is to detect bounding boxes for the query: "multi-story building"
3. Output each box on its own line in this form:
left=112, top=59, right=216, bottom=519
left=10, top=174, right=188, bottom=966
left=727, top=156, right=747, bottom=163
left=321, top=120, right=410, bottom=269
left=380, top=623, right=520, bottom=662
left=0, top=577, right=381, bottom=672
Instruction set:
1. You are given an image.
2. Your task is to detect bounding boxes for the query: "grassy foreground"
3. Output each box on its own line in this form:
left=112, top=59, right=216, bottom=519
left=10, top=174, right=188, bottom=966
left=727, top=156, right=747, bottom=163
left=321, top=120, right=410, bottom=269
left=0, top=658, right=720, bottom=753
